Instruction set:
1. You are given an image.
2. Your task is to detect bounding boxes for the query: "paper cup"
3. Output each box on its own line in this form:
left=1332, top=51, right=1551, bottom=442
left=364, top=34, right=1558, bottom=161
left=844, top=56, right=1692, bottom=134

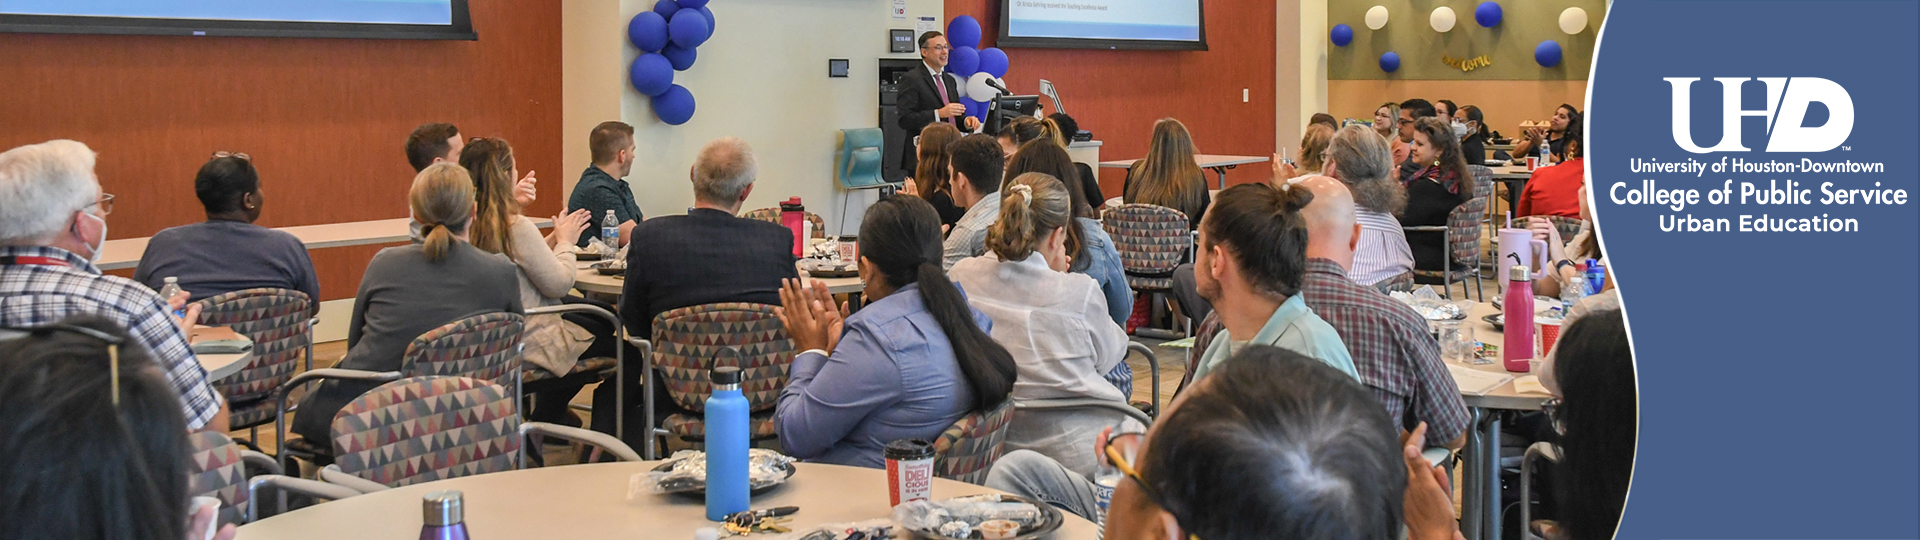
left=190, top=496, right=221, bottom=540
left=1526, top=156, right=1539, bottom=170
left=1538, top=319, right=1563, bottom=358
left=979, top=520, right=1021, bottom=540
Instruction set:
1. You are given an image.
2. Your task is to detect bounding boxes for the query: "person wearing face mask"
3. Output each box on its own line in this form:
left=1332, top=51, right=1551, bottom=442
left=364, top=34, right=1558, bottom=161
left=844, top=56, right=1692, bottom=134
left=0, top=140, right=229, bottom=433
left=1456, top=105, right=1487, bottom=166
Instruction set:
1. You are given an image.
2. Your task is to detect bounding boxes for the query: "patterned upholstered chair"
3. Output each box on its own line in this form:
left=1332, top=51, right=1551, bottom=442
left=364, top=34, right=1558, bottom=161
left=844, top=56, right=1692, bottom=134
left=191, top=288, right=312, bottom=445
left=931, top=399, right=1017, bottom=485
left=742, top=207, right=828, bottom=240
left=401, top=312, right=525, bottom=388
left=1408, top=178, right=1492, bottom=301
left=649, top=303, right=794, bottom=447
left=1521, top=214, right=1585, bottom=241
left=317, top=375, right=638, bottom=493
left=187, top=431, right=357, bottom=525
left=1102, top=204, right=1193, bottom=337
left=521, top=303, right=625, bottom=435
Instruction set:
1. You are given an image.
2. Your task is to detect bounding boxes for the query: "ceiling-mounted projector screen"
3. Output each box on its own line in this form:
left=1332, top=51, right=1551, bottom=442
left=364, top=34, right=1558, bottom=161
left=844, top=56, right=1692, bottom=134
left=0, top=0, right=476, bottom=40
left=997, top=0, right=1205, bottom=51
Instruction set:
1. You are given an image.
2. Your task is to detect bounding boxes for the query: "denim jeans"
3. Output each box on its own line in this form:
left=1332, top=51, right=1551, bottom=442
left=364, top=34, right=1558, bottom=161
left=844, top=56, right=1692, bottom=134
left=985, top=449, right=1101, bottom=523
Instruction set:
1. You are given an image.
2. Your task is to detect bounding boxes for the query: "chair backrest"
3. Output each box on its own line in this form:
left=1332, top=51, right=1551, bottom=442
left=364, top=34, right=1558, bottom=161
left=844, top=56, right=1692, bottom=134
left=651, top=303, right=795, bottom=412
left=192, top=288, right=312, bottom=403
left=401, top=312, right=525, bottom=387
left=840, top=127, right=887, bottom=189
left=1522, top=215, right=1585, bottom=240
left=1101, top=204, right=1191, bottom=276
left=1374, top=270, right=1417, bottom=294
left=186, top=431, right=250, bottom=527
left=330, top=376, right=521, bottom=488
left=1177, top=311, right=1226, bottom=396
left=1468, top=164, right=1494, bottom=202
left=1447, top=186, right=1490, bottom=266
left=932, top=399, right=1016, bottom=485
left=741, top=208, right=828, bottom=240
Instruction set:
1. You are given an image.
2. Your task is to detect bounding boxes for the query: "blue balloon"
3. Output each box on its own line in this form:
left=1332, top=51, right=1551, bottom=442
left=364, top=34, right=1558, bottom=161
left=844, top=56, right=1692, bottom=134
left=947, top=46, right=980, bottom=76
left=668, top=8, right=711, bottom=48
left=1379, top=51, right=1400, bottom=73
left=697, top=5, right=715, bottom=32
left=978, top=47, right=1009, bottom=78
left=963, top=99, right=984, bottom=121
left=629, top=53, right=674, bottom=97
left=627, top=12, right=669, bottom=53
left=1475, top=2, right=1503, bottom=27
left=652, top=85, right=697, bottom=125
left=1330, top=23, right=1353, bottom=46
left=946, top=16, right=982, bottom=49
left=652, top=0, right=678, bottom=18
left=675, top=0, right=708, bottom=9
left=1534, top=40, right=1562, bottom=67
left=662, top=42, right=698, bottom=71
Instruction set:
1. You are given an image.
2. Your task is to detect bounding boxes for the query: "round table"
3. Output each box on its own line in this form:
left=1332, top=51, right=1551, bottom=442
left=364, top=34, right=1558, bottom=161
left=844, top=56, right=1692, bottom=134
left=237, top=461, right=1097, bottom=539
left=198, top=351, right=252, bottom=381
left=573, top=261, right=865, bottom=296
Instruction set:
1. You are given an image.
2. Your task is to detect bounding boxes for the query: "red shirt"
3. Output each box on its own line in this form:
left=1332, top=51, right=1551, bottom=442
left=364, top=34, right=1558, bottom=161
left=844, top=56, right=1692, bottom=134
left=1517, top=158, right=1585, bottom=218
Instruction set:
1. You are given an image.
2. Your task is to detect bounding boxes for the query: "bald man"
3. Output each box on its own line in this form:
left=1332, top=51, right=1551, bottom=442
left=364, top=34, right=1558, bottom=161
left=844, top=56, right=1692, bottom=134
left=1295, top=176, right=1468, bottom=449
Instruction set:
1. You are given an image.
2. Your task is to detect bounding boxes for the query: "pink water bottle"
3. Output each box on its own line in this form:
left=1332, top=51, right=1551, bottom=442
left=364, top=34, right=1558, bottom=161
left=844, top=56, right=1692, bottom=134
left=1502, top=265, right=1534, bottom=373
left=780, top=197, right=806, bottom=257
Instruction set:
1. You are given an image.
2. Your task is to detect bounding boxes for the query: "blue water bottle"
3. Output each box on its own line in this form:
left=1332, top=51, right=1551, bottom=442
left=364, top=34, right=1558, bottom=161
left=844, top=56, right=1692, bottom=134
left=1584, top=258, right=1606, bottom=294
left=705, top=366, right=750, bottom=521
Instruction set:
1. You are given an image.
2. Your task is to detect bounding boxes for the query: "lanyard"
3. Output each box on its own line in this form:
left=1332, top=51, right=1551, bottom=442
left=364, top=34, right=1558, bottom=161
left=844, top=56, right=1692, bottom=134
left=0, top=255, right=71, bottom=267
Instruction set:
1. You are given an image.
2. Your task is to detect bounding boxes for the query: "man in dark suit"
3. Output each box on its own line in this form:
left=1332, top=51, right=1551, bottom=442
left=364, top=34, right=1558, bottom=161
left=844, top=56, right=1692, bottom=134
left=897, top=31, right=982, bottom=173
left=596, top=136, right=799, bottom=443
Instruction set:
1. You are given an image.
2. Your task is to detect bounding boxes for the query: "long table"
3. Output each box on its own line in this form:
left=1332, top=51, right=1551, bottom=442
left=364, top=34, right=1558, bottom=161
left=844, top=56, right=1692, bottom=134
left=97, top=217, right=551, bottom=272
left=1099, top=154, right=1270, bottom=190
left=572, top=260, right=863, bottom=296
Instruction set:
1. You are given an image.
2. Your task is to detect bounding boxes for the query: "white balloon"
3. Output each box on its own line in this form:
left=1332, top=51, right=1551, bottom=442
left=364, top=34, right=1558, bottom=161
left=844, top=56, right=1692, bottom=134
left=966, top=72, right=999, bottom=101
left=1430, top=6, right=1456, bottom=32
left=1559, top=7, right=1588, bottom=34
left=1365, top=5, right=1389, bottom=30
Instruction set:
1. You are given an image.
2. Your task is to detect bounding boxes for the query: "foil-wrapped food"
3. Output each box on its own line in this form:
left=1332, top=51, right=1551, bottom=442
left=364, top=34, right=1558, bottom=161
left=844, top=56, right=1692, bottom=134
left=1390, top=286, right=1472, bottom=321
left=893, top=494, right=1043, bottom=536
left=630, top=449, right=795, bottom=495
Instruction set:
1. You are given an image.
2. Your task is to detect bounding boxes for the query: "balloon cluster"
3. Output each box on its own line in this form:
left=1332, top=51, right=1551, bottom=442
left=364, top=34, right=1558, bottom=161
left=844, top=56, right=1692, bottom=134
left=941, top=16, right=1010, bottom=125
left=627, top=0, right=716, bottom=125
left=1332, top=3, right=1591, bottom=70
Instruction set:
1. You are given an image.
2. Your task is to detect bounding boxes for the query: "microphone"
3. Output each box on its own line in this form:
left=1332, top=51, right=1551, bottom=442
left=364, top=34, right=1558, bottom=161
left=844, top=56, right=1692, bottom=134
left=985, top=78, right=1010, bottom=96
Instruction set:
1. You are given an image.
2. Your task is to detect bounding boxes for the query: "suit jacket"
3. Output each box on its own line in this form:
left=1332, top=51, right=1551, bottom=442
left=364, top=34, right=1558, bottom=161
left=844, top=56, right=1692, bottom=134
left=619, top=208, right=799, bottom=339
left=896, top=65, right=963, bottom=173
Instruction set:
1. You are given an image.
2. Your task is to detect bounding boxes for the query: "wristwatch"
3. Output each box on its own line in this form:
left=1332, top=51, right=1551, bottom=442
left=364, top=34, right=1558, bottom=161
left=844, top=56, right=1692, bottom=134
left=1554, top=259, right=1577, bottom=273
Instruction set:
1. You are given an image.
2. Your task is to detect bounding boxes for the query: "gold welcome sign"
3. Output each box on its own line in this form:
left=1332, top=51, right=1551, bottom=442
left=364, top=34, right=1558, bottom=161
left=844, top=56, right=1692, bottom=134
left=1443, top=54, right=1493, bottom=72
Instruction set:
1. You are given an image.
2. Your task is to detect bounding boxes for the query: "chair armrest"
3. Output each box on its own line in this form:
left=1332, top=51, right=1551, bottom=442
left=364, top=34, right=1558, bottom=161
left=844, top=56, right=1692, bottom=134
left=526, top=304, right=620, bottom=329
left=1015, top=397, right=1153, bottom=425
left=247, top=474, right=361, bottom=522
left=1126, top=342, right=1160, bottom=417
left=521, top=421, right=643, bottom=462
left=319, top=464, right=392, bottom=494
left=274, top=369, right=402, bottom=472
left=239, top=449, right=283, bottom=476
left=1402, top=225, right=1449, bottom=232
left=1524, top=441, right=1560, bottom=463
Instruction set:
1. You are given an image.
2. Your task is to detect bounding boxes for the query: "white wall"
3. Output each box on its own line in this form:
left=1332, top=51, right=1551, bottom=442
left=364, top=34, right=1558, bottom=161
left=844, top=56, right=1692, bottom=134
left=566, top=0, right=941, bottom=237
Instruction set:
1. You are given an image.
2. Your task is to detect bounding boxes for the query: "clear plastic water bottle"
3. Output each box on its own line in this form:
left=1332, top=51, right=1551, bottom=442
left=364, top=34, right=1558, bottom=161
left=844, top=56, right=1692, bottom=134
left=1539, top=138, right=1553, bottom=166
left=601, top=210, right=619, bottom=246
left=158, top=276, right=186, bottom=318
left=1560, top=262, right=1587, bottom=314
left=1091, top=456, right=1122, bottom=539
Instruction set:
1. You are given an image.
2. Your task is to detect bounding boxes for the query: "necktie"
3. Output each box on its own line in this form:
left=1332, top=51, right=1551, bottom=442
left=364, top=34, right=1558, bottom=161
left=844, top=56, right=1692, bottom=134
left=933, top=70, right=954, bottom=125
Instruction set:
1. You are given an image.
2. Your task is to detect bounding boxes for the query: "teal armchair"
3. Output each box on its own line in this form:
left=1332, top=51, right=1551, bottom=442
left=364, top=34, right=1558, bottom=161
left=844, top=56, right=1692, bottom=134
left=838, top=128, right=888, bottom=190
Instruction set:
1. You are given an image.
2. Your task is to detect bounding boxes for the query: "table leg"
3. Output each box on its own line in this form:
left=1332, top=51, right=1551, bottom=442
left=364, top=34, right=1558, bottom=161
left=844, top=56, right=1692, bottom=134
left=1483, top=412, right=1503, bottom=540
left=1210, top=166, right=1228, bottom=190
left=1460, top=408, right=1486, bottom=540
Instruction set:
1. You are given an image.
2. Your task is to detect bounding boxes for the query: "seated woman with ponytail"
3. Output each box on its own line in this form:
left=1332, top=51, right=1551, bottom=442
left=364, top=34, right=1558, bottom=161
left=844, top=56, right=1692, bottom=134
left=775, top=195, right=1018, bottom=469
left=292, top=163, right=523, bottom=444
left=949, top=172, right=1131, bottom=476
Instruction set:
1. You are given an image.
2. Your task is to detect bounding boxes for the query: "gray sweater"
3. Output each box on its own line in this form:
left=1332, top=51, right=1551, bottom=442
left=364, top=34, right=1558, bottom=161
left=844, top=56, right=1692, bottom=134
left=292, top=241, right=522, bottom=442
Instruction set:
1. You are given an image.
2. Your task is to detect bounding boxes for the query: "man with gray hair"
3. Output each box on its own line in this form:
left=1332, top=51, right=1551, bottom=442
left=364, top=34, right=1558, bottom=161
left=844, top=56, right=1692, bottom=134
left=1322, top=125, right=1415, bottom=288
left=603, top=137, right=797, bottom=444
left=0, top=140, right=228, bottom=432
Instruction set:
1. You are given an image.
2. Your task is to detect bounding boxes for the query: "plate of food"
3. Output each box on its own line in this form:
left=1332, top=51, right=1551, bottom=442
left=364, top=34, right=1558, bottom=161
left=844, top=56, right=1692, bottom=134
left=634, top=449, right=797, bottom=498
left=590, top=260, right=625, bottom=275
left=799, top=258, right=860, bottom=278
left=896, top=493, right=1064, bottom=540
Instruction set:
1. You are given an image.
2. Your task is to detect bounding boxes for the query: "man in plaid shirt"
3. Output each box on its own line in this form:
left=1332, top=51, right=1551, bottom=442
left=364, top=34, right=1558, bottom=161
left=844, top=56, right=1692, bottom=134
left=1296, top=176, right=1467, bottom=449
left=0, top=140, right=227, bottom=431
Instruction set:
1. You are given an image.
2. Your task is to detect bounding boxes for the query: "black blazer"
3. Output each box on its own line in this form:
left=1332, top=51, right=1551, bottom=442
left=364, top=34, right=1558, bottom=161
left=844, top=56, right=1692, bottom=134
left=896, top=65, right=963, bottom=173
left=619, top=208, right=799, bottom=338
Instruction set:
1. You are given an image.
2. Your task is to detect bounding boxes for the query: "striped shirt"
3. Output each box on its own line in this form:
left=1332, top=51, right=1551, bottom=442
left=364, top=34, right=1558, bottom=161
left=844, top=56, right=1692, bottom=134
left=941, top=190, right=1001, bottom=270
left=1301, top=258, right=1469, bottom=447
left=1350, top=208, right=1415, bottom=286
left=0, top=246, right=223, bottom=429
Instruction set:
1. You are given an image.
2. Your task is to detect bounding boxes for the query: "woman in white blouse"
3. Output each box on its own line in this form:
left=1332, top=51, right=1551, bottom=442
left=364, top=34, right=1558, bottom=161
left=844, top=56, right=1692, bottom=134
left=949, top=172, right=1130, bottom=476
left=460, top=138, right=601, bottom=426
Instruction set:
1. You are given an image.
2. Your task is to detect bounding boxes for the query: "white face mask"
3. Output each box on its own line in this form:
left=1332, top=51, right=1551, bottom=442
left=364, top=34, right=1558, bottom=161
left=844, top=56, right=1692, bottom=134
left=1452, top=120, right=1470, bottom=139
left=78, top=211, right=107, bottom=264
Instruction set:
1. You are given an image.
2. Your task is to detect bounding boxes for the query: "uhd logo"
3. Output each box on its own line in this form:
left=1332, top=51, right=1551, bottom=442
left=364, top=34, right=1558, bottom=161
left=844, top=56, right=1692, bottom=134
left=1664, top=77, right=1854, bottom=153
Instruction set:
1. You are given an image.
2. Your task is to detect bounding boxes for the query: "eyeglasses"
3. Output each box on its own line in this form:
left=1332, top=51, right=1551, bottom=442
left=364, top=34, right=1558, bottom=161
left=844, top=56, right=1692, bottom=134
left=0, top=323, right=126, bottom=405
left=212, top=151, right=251, bottom=161
left=926, top=44, right=951, bottom=51
left=1104, top=444, right=1200, bottom=540
left=88, top=193, right=116, bottom=217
